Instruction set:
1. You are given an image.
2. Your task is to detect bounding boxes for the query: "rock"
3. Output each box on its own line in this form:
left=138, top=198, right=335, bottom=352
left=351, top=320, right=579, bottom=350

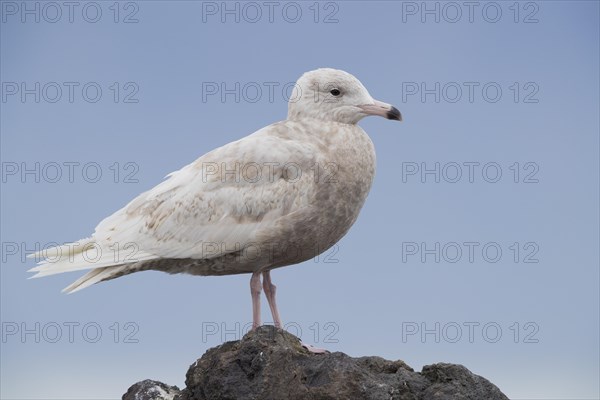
left=122, top=379, right=180, bottom=400
left=124, top=326, right=508, bottom=400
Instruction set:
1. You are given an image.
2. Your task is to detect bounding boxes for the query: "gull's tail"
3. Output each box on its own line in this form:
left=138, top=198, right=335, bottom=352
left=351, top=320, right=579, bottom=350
left=27, top=237, right=154, bottom=293
left=60, top=265, right=129, bottom=293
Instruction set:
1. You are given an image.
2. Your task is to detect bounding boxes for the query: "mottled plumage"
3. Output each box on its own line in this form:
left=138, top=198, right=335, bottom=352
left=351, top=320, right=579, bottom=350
left=29, top=69, right=401, bottom=348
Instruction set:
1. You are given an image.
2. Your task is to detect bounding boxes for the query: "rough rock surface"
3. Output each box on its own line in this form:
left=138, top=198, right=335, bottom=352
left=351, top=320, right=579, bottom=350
left=123, top=326, right=508, bottom=400
left=122, top=379, right=180, bottom=400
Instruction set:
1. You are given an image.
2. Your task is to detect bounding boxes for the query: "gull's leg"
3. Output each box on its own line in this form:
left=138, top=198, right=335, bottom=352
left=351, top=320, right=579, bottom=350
left=261, top=270, right=327, bottom=354
left=250, top=271, right=262, bottom=330
left=262, top=270, right=282, bottom=328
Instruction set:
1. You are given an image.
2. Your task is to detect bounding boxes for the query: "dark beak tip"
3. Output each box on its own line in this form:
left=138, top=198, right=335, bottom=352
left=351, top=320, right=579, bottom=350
left=386, top=106, right=402, bottom=121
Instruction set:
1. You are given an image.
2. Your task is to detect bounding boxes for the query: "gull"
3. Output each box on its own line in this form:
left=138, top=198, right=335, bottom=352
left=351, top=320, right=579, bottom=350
left=28, top=68, right=402, bottom=351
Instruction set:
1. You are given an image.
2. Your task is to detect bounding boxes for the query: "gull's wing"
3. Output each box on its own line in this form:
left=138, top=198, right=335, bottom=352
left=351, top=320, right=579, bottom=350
left=29, top=122, right=320, bottom=278
left=95, top=122, right=318, bottom=261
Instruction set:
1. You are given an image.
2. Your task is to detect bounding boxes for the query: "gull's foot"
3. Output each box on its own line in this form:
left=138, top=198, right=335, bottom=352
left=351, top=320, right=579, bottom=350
left=301, top=341, right=329, bottom=354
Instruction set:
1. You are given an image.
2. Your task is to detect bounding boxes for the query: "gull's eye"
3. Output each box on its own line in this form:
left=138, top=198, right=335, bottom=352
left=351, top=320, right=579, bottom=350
left=330, top=88, right=341, bottom=96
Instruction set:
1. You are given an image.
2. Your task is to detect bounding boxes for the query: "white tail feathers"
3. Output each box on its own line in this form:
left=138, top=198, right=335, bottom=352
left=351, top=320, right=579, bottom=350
left=28, top=237, right=155, bottom=292
left=27, top=237, right=94, bottom=260
left=61, top=265, right=129, bottom=294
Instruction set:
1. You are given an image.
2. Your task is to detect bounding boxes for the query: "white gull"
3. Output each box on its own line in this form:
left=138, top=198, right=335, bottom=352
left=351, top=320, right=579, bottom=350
left=29, top=68, right=402, bottom=350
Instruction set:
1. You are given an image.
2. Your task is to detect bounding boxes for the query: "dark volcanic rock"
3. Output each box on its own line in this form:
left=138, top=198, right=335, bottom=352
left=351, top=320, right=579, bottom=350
left=122, top=379, right=180, bottom=400
left=124, top=326, right=508, bottom=400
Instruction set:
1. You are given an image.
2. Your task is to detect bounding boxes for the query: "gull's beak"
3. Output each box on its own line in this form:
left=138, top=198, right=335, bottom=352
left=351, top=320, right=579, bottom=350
left=358, top=100, right=402, bottom=121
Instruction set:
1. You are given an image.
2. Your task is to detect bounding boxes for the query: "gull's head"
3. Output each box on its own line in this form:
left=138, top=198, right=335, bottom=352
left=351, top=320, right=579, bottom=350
left=288, top=68, right=401, bottom=125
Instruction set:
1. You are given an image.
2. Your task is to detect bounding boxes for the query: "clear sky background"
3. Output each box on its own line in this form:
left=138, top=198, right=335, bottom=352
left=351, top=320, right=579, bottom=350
left=1, top=1, right=599, bottom=399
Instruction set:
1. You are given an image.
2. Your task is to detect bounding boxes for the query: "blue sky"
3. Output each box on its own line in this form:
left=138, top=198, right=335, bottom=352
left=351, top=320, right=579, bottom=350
left=1, top=1, right=599, bottom=399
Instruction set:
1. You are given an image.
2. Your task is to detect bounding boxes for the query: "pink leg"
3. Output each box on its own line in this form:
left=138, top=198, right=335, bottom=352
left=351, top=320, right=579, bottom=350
left=262, top=271, right=282, bottom=329
left=261, top=270, right=327, bottom=354
left=250, top=271, right=262, bottom=330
